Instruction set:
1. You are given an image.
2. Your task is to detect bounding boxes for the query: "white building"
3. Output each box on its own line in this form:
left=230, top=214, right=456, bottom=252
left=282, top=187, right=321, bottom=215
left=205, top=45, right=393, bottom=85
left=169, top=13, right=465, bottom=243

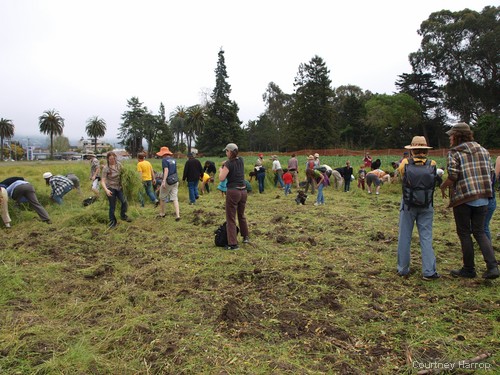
left=77, top=137, right=112, bottom=153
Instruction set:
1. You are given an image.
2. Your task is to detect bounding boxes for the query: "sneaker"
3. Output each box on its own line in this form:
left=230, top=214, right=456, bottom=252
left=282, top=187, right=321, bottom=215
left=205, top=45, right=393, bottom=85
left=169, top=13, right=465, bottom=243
left=121, top=216, right=132, bottom=222
left=243, top=236, right=250, bottom=244
left=450, top=268, right=477, bottom=278
left=314, top=202, right=319, bottom=206
left=422, top=273, right=441, bottom=281
left=45, top=220, right=52, bottom=225
left=376, top=192, right=379, bottom=195
left=482, top=267, right=499, bottom=279
left=156, top=213, right=166, bottom=219
left=154, top=200, right=159, bottom=208
left=225, top=244, right=239, bottom=250
left=5, top=223, right=11, bottom=228
left=108, top=220, right=117, bottom=229
left=175, top=217, right=181, bottom=222
left=368, top=191, right=372, bottom=194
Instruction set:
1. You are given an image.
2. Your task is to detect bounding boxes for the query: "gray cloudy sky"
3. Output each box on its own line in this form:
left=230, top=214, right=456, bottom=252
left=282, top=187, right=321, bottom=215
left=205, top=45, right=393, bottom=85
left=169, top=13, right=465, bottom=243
left=0, top=0, right=493, bottom=144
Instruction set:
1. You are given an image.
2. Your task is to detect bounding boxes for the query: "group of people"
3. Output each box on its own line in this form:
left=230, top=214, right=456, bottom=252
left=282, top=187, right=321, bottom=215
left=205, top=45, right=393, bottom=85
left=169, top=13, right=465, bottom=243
left=1, top=123, right=499, bottom=277
left=396, top=124, right=499, bottom=281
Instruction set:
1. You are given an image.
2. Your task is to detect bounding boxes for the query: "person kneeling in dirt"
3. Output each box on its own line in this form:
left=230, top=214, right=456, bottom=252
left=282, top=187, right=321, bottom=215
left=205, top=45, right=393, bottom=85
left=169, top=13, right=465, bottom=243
left=396, top=136, right=439, bottom=281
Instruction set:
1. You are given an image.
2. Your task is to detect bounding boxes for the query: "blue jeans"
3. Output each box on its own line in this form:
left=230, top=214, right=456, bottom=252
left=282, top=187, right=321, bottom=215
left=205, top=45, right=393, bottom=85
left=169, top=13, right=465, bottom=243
left=453, top=204, right=497, bottom=271
left=284, top=183, right=292, bottom=195
left=274, top=171, right=284, bottom=188
left=344, top=179, right=351, bottom=192
left=140, top=180, right=157, bottom=206
left=397, top=201, right=436, bottom=277
left=484, top=197, right=496, bottom=241
left=107, top=188, right=128, bottom=222
left=188, top=180, right=199, bottom=203
left=257, top=173, right=265, bottom=193
left=316, top=184, right=324, bottom=204
left=52, top=184, right=73, bottom=204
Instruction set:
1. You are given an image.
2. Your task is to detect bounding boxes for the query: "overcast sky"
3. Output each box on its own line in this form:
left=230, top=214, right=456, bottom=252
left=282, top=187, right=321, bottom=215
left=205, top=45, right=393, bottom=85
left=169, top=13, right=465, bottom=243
left=0, top=0, right=494, bottom=145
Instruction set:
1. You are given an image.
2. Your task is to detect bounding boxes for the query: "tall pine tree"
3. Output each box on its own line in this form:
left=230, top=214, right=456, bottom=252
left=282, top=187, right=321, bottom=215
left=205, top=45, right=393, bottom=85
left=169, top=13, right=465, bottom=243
left=197, top=48, right=242, bottom=155
left=288, top=55, right=336, bottom=150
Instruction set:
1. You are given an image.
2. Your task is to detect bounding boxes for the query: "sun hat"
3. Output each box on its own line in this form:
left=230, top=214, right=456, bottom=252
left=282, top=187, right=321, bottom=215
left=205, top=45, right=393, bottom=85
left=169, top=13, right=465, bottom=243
left=307, top=155, right=314, bottom=160
left=446, top=122, right=471, bottom=136
left=223, top=143, right=238, bottom=152
left=43, top=172, right=53, bottom=179
left=271, top=155, right=278, bottom=160
left=404, top=136, right=432, bottom=150
left=156, top=146, right=173, bottom=156
left=314, top=153, right=319, bottom=158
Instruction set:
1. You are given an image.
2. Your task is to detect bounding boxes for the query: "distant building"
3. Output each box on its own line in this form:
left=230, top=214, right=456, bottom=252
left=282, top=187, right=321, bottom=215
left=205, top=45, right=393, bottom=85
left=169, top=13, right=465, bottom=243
left=77, top=137, right=112, bottom=153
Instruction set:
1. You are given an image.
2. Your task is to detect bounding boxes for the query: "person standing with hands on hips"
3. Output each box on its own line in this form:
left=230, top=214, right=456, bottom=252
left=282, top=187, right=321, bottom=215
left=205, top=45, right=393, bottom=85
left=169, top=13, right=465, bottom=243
left=218, top=143, right=250, bottom=250
left=440, top=122, right=499, bottom=280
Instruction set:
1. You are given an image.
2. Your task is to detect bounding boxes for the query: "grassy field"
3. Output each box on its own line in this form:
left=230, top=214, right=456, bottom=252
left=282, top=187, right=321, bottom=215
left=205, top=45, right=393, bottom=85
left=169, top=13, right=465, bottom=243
left=0, top=155, right=498, bottom=374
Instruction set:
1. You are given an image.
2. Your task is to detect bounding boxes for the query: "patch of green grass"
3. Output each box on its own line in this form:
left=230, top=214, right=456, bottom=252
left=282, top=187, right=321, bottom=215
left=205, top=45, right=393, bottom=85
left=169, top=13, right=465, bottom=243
left=0, top=156, right=498, bottom=374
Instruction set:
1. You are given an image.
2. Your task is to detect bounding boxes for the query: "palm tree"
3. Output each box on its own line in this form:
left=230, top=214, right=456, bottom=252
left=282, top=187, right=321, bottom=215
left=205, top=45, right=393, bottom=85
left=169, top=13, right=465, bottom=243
left=186, top=105, right=206, bottom=154
left=169, top=106, right=187, bottom=152
left=85, top=116, right=107, bottom=153
left=39, top=109, right=64, bottom=159
left=0, top=118, right=15, bottom=161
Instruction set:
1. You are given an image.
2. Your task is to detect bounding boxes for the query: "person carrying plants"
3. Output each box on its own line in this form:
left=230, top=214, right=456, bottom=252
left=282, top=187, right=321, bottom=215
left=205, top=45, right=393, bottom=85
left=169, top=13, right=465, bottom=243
left=396, top=136, right=439, bottom=281
left=101, top=151, right=132, bottom=229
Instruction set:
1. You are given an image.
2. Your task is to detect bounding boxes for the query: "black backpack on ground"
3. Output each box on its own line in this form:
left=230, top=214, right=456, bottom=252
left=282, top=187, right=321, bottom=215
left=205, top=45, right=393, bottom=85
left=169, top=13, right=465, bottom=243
left=214, top=222, right=239, bottom=247
left=402, top=159, right=436, bottom=208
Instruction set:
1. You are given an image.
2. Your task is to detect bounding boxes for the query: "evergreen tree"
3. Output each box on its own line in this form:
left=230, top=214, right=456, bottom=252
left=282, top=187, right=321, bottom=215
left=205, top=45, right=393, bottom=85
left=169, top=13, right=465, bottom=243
left=332, top=85, right=371, bottom=149
left=288, top=55, right=336, bottom=150
left=152, top=103, right=174, bottom=154
left=395, top=72, right=446, bottom=147
left=197, top=49, right=242, bottom=155
left=261, top=82, right=291, bottom=151
left=118, top=97, right=148, bottom=157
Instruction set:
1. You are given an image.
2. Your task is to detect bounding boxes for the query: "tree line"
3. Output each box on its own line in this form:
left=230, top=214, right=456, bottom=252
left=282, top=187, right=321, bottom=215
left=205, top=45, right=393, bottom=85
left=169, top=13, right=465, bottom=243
left=1, top=6, right=498, bottom=160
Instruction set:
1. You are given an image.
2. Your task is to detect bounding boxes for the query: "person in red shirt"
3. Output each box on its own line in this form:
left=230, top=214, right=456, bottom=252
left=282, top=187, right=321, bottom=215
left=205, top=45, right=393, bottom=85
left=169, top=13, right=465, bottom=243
left=282, top=168, right=293, bottom=195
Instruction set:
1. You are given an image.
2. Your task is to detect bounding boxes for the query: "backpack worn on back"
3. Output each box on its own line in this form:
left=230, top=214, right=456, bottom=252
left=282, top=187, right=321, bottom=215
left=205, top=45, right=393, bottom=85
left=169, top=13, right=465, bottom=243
left=214, top=222, right=239, bottom=247
left=403, top=159, right=436, bottom=208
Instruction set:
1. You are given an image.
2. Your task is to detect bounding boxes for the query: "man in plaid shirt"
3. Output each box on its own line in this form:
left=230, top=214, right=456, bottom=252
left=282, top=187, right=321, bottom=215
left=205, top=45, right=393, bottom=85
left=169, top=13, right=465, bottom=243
left=43, top=172, right=74, bottom=204
left=440, top=122, right=499, bottom=280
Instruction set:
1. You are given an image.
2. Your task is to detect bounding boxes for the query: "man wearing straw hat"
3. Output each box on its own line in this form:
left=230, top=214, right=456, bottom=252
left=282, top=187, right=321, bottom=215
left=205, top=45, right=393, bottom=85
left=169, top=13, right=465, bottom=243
left=396, top=136, right=440, bottom=281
